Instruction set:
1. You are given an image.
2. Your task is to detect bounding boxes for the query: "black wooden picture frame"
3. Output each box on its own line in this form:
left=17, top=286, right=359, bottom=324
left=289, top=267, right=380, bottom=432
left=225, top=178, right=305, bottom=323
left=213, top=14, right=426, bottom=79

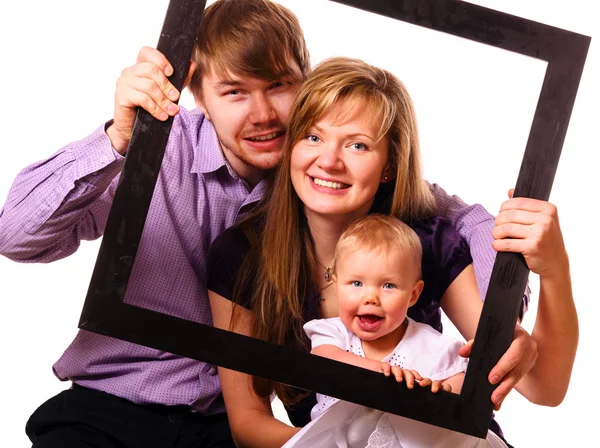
left=77, top=0, right=590, bottom=438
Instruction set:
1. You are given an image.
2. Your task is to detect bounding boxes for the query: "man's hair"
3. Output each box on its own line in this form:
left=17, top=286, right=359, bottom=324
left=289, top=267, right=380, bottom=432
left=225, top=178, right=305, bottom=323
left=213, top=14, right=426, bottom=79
left=189, top=0, right=310, bottom=96
left=332, top=214, right=423, bottom=279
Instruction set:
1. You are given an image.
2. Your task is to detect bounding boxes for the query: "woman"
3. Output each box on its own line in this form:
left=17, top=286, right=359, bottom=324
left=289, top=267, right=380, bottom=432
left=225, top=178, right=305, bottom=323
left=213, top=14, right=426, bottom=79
left=207, top=57, right=577, bottom=447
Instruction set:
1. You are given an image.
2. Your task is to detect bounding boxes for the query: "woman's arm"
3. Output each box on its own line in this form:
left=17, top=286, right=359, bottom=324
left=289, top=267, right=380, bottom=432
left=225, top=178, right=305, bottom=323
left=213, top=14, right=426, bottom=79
left=208, top=290, right=300, bottom=448
left=492, top=196, right=578, bottom=406
left=441, top=265, right=538, bottom=409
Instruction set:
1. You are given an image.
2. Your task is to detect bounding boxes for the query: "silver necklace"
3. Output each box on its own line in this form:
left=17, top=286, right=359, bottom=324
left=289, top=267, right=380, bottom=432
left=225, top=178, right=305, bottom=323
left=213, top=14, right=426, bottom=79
left=315, top=258, right=333, bottom=281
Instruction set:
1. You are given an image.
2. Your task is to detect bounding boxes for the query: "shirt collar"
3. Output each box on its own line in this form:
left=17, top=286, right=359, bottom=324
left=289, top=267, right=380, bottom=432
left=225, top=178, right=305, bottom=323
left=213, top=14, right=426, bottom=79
left=192, top=115, right=230, bottom=175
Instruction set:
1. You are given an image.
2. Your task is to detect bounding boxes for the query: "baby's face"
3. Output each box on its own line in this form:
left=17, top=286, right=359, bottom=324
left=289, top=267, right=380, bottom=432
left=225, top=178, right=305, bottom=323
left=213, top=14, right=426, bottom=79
left=336, top=248, right=423, bottom=343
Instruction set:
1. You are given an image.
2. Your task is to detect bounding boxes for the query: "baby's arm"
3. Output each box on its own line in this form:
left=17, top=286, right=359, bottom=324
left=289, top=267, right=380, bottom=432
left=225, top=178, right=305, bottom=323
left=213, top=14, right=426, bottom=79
left=311, top=344, right=389, bottom=373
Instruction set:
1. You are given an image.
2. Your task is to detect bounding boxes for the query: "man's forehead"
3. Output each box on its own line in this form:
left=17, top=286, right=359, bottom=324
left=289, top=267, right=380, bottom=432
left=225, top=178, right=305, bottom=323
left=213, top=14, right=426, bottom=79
left=203, top=60, right=303, bottom=88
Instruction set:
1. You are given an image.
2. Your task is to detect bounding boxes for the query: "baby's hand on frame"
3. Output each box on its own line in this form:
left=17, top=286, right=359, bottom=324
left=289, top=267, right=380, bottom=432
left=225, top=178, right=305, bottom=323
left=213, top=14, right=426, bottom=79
left=418, top=377, right=452, bottom=393
left=390, top=366, right=423, bottom=389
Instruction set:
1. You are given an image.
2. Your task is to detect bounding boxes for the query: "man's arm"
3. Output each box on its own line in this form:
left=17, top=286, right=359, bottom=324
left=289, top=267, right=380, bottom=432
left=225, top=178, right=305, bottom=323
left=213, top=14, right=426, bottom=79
left=430, top=182, right=530, bottom=318
left=0, top=48, right=189, bottom=263
left=0, top=130, right=124, bottom=262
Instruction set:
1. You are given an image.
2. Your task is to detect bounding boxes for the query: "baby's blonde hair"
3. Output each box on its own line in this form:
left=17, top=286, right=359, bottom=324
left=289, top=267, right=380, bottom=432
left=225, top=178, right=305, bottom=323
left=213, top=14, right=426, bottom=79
left=333, top=214, right=423, bottom=279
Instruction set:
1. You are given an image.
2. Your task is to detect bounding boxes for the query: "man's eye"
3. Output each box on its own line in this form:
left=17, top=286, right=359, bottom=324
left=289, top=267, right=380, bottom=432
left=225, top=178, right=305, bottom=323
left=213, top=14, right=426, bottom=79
left=383, top=283, right=395, bottom=289
left=271, top=81, right=284, bottom=89
left=226, top=90, right=240, bottom=96
left=351, top=281, right=363, bottom=287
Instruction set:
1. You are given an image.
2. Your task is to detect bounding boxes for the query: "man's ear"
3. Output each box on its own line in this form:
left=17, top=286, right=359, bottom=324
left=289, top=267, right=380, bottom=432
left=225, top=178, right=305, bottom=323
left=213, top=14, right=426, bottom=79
left=183, top=60, right=197, bottom=90
left=189, top=62, right=211, bottom=120
left=408, top=280, right=424, bottom=307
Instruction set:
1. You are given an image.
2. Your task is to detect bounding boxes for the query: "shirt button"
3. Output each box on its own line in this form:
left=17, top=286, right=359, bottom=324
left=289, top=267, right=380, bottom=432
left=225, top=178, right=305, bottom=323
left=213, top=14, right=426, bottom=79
left=208, top=366, right=218, bottom=376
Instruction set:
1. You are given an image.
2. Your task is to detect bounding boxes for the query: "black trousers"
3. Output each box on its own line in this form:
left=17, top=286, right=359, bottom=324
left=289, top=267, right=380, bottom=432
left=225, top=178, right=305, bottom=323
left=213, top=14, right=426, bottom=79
left=25, top=384, right=235, bottom=448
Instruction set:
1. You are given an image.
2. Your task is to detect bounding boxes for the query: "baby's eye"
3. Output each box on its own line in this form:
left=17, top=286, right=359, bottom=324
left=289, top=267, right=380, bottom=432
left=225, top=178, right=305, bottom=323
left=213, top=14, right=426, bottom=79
left=351, top=281, right=363, bottom=287
left=305, top=134, right=321, bottom=143
left=383, top=283, right=395, bottom=289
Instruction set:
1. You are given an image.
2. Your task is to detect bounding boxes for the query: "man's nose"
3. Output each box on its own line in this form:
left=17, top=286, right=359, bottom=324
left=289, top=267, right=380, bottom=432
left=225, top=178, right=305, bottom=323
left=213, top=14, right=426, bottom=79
left=249, top=92, right=277, bottom=125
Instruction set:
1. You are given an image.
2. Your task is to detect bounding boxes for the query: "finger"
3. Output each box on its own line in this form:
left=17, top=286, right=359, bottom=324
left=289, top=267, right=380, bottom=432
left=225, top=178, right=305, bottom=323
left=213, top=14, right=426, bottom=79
left=489, top=343, right=522, bottom=386
left=507, top=188, right=514, bottom=199
left=495, top=209, right=540, bottom=226
left=458, top=339, right=474, bottom=358
left=133, top=77, right=180, bottom=116
left=404, top=370, right=415, bottom=389
left=391, top=366, right=403, bottom=383
left=137, top=46, right=174, bottom=77
left=382, top=363, right=391, bottom=376
left=124, top=89, right=170, bottom=121
left=492, top=238, right=535, bottom=254
left=430, top=380, right=440, bottom=393
left=419, top=378, right=433, bottom=389
left=410, top=370, right=423, bottom=381
left=132, top=62, right=181, bottom=103
left=492, top=222, right=530, bottom=240
left=499, top=197, right=555, bottom=215
left=491, top=373, right=519, bottom=407
left=442, top=383, right=452, bottom=393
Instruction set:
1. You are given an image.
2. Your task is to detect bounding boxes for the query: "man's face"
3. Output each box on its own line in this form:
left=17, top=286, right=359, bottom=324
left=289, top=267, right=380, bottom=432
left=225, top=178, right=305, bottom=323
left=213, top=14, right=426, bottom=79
left=196, top=62, right=302, bottom=185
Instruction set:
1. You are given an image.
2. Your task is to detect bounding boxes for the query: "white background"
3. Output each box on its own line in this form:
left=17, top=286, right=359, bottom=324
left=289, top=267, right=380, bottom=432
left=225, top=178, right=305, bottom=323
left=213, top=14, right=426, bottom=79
left=0, top=0, right=597, bottom=446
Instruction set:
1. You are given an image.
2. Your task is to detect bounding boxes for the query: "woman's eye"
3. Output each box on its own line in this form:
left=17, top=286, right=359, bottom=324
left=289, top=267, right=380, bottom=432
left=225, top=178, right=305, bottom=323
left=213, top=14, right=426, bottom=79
left=351, top=142, right=368, bottom=151
left=305, top=134, right=321, bottom=143
left=383, top=283, right=395, bottom=289
left=351, top=281, right=363, bottom=287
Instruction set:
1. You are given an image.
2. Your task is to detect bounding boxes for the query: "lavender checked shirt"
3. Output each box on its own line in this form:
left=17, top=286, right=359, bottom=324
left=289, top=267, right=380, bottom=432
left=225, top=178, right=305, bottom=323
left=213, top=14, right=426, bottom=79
left=0, top=107, right=520, bottom=415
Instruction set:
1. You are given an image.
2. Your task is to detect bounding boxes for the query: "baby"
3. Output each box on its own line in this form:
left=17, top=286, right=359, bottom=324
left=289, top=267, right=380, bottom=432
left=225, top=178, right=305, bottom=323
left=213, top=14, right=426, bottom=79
left=284, top=214, right=506, bottom=448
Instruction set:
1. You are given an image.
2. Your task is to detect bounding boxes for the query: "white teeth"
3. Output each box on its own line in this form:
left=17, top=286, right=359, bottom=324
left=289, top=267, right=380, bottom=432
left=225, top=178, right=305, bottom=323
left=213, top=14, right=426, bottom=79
left=248, top=131, right=282, bottom=142
left=313, top=177, right=347, bottom=189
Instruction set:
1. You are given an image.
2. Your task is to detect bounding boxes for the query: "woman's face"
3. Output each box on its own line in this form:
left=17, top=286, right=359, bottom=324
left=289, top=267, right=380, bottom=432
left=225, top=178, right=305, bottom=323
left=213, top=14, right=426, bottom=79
left=290, top=102, right=391, bottom=222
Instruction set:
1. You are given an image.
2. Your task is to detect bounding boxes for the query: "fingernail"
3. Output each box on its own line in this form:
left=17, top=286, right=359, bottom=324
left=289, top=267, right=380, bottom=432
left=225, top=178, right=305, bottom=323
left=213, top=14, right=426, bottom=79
left=490, top=375, right=499, bottom=384
left=165, top=66, right=173, bottom=76
left=168, top=89, right=178, bottom=100
left=168, top=104, right=178, bottom=115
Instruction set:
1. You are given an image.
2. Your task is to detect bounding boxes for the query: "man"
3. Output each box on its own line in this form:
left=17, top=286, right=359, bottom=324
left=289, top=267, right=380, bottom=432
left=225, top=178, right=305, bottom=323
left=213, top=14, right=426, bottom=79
left=0, top=0, right=533, bottom=446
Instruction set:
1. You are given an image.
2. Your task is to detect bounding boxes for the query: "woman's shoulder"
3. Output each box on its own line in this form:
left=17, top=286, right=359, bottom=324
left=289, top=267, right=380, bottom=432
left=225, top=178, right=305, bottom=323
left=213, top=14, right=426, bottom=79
left=207, top=216, right=263, bottom=303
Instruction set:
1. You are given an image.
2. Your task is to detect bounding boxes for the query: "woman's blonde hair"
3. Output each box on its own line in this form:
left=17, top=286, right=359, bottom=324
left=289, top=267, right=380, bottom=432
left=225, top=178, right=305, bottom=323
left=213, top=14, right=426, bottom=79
left=236, top=57, right=436, bottom=404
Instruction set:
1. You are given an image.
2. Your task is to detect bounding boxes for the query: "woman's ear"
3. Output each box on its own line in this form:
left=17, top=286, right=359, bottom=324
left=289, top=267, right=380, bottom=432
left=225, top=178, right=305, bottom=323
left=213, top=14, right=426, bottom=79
left=381, top=165, right=395, bottom=184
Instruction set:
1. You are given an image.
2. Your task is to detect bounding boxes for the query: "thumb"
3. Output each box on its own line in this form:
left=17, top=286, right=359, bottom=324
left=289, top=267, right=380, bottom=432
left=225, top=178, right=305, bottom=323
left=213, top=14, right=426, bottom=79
left=458, top=339, right=474, bottom=358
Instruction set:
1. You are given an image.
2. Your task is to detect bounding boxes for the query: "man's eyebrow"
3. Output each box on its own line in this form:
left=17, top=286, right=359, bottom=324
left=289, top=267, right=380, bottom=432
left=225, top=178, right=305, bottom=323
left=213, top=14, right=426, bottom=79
left=213, top=80, right=245, bottom=89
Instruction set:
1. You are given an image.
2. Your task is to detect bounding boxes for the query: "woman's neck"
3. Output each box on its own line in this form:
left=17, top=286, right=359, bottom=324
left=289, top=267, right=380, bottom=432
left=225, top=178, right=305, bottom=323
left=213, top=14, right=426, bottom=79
left=305, top=210, right=357, bottom=266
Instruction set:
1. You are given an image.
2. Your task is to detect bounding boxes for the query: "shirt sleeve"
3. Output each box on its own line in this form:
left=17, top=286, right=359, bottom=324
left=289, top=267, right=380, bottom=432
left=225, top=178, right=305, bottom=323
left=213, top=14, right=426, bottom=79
left=0, top=122, right=124, bottom=263
left=428, top=182, right=530, bottom=319
left=303, top=318, right=348, bottom=350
